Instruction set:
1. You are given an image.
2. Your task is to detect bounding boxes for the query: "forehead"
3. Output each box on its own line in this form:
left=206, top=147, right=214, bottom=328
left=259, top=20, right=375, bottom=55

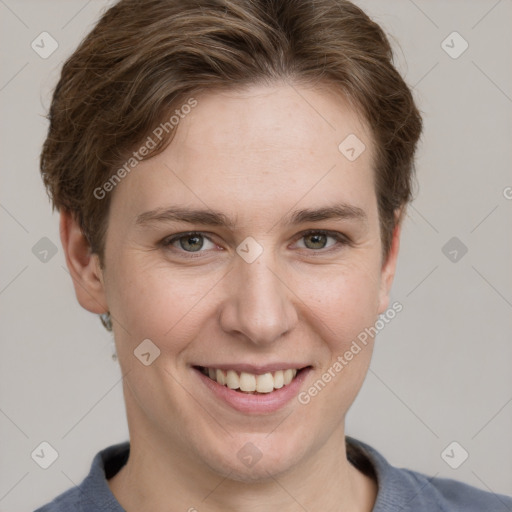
left=178, top=83, right=372, bottom=160
left=110, top=83, right=377, bottom=227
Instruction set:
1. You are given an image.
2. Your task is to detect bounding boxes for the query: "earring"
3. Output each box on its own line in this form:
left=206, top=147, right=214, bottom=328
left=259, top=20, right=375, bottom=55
left=99, top=312, right=117, bottom=361
left=110, top=340, right=118, bottom=362
left=100, top=311, right=113, bottom=332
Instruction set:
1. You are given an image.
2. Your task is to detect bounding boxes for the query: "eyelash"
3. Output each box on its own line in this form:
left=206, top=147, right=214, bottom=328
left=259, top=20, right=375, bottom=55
left=160, top=229, right=351, bottom=259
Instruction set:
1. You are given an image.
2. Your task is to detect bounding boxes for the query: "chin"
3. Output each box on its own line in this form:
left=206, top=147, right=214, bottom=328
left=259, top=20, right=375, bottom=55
left=198, top=436, right=303, bottom=483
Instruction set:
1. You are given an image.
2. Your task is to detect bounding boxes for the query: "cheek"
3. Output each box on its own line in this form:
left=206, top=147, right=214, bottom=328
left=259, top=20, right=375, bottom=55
left=294, top=260, right=382, bottom=343
left=293, top=267, right=380, bottom=421
left=110, top=250, right=382, bottom=357
left=110, top=253, right=236, bottom=367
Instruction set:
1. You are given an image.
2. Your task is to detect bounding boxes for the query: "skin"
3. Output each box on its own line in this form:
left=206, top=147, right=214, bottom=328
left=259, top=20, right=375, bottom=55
left=60, top=82, right=402, bottom=511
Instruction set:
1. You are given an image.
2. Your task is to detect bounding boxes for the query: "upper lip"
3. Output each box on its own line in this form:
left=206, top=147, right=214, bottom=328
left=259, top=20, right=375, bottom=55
left=193, top=363, right=311, bottom=375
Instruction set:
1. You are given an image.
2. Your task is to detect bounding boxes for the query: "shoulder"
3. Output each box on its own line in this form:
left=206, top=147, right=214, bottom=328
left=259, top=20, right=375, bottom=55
left=33, top=441, right=129, bottom=512
left=33, top=486, right=82, bottom=512
left=346, top=436, right=512, bottom=512
left=403, top=467, right=512, bottom=511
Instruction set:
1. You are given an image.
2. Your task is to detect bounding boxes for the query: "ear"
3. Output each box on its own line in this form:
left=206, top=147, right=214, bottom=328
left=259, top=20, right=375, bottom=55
left=59, top=210, right=108, bottom=314
left=377, top=212, right=403, bottom=315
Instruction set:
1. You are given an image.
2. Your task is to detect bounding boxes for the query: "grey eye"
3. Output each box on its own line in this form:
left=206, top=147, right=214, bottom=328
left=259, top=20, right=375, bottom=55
left=303, top=233, right=329, bottom=249
left=178, top=234, right=205, bottom=252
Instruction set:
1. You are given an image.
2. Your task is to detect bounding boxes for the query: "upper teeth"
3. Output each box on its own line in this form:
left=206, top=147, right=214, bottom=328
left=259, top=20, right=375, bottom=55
left=202, top=367, right=298, bottom=393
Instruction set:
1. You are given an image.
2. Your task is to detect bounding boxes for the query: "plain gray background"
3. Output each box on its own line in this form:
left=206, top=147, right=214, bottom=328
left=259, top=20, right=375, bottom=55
left=1, top=0, right=511, bottom=510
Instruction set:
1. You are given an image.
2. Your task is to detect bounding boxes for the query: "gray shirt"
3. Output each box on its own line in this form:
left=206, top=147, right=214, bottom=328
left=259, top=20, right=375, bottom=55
left=34, top=436, right=512, bottom=511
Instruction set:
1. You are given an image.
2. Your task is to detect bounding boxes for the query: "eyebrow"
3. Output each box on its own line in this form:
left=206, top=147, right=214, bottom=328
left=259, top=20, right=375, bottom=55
left=135, top=203, right=367, bottom=229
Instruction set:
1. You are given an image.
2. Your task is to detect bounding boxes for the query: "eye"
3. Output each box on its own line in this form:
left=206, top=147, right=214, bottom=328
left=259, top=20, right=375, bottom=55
left=162, top=232, right=218, bottom=255
left=161, top=229, right=350, bottom=259
left=294, top=230, right=349, bottom=252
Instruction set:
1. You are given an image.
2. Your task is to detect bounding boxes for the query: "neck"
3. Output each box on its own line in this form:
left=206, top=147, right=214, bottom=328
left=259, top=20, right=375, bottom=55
left=108, top=424, right=377, bottom=512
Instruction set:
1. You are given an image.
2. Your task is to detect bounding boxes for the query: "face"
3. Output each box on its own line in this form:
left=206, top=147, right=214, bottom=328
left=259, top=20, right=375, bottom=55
left=70, top=83, right=400, bottom=481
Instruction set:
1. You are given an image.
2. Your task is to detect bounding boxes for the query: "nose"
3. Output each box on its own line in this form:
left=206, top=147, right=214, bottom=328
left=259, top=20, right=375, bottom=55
left=218, top=253, right=298, bottom=346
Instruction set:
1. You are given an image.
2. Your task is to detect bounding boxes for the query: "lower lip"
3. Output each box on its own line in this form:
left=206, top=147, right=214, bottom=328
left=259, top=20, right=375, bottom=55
left=193, top=366, right=312, bottom=414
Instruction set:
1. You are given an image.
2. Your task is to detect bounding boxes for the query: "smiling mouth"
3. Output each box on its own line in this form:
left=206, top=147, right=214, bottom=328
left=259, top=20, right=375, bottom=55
left=194, top=365, right=311, bottom=394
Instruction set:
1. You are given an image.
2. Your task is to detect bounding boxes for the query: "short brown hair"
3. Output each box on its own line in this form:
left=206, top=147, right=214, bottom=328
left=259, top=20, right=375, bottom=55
left=40, top=0, right=422, bottom=266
